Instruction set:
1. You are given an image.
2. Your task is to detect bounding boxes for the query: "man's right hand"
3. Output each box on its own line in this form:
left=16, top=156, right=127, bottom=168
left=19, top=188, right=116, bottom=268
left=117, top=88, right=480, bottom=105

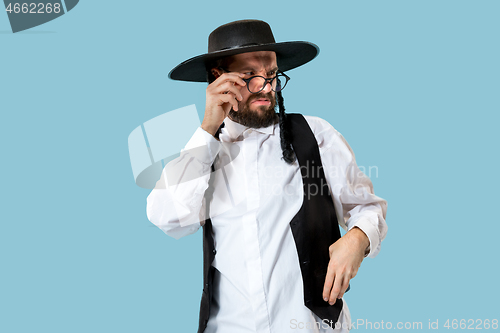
left=202, top=72, right=246, bottom=137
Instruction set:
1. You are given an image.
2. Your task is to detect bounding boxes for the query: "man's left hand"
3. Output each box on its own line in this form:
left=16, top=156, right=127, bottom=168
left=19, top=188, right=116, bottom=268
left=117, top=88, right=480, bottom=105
left=322, top=227, right=369, bottom=305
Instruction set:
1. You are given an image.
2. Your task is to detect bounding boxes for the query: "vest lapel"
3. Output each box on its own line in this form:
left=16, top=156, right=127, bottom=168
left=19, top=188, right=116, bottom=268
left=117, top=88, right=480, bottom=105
left=288, top=113, right=344, bottom=323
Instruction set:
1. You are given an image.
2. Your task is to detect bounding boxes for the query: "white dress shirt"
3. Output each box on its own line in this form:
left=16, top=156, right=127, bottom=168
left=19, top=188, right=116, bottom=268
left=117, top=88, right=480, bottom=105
left=147, top=115, right=388, bottom=333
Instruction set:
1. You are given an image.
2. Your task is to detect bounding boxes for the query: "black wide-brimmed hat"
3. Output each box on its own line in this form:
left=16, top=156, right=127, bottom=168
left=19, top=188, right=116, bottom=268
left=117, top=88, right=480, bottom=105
left=169, top=19, right=319, bottom=82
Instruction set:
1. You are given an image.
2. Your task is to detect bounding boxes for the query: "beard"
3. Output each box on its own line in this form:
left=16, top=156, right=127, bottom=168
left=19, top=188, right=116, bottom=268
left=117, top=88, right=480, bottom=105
left=228, top=92, right=279, bottom=128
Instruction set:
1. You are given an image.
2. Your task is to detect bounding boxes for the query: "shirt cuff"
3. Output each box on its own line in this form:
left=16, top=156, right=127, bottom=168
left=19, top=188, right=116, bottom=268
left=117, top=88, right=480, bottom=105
left=348, top=215, right=381, bottom=258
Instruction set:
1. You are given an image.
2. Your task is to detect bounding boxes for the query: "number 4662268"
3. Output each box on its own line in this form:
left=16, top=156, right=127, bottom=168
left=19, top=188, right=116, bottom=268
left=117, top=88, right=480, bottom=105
left=5, top=3, right=61, bottom=14
left=443, top=319, right=498, bottom=329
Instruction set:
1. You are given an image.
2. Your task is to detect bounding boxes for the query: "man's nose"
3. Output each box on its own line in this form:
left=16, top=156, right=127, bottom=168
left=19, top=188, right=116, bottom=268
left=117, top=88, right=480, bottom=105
left=262, top=80, right=273, bottom=93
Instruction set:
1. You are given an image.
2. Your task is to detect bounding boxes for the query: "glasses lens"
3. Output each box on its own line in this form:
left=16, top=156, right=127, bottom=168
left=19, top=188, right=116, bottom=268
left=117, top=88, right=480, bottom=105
left=274, top=74, right=288, bottom=92
left=247, top=76, right=265, bottom=93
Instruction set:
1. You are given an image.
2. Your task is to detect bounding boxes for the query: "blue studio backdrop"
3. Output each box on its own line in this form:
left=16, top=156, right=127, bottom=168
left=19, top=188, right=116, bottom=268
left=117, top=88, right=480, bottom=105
left=1, top=1, right=499, bottom=332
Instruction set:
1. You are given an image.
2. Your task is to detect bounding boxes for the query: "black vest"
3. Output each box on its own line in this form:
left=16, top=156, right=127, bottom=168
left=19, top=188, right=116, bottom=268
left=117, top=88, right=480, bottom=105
left=198, top=114, right=345, bottom=332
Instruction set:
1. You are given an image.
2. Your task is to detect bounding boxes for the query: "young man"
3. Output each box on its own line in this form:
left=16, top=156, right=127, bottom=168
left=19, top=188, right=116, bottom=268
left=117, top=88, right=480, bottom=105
left=147, top=20, right=388, bottom=333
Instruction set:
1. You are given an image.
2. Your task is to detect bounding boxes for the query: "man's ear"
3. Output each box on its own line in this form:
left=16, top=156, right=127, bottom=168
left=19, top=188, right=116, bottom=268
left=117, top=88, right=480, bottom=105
left=211, top=68, right=222, bottom=79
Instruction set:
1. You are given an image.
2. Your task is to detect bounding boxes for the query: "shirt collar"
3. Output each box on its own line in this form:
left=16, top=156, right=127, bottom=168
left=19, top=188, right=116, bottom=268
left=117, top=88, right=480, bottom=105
left=220, top=117, right=276, bottom=141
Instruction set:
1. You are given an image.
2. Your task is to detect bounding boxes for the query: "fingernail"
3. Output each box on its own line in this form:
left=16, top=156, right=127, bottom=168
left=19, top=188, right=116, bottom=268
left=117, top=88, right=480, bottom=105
left=324, top=297, right=328, bottom=302
left=329, top=301, right=334, bottom=305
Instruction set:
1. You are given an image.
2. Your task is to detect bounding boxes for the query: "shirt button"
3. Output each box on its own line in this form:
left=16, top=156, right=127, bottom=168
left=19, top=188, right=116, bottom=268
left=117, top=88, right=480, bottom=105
left=212, top=249, right=217, bottom=255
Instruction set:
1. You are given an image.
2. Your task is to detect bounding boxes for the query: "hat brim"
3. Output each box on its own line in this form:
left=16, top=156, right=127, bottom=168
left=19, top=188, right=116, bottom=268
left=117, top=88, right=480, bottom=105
left=169, top=41, right=319, bottom=82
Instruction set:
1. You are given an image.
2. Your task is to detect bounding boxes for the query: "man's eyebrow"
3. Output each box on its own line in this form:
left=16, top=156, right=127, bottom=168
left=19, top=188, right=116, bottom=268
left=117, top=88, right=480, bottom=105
left=234, top=67, right=257, bottom=72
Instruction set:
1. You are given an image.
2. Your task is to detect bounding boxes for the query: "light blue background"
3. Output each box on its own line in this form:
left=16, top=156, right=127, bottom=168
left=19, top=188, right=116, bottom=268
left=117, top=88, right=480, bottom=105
left=1, top=1, right=498, bottom=332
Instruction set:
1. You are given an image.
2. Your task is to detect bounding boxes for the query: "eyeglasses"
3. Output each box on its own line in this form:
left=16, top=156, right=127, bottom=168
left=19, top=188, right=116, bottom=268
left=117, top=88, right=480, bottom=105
left=219, top=68, right=290, bottom=94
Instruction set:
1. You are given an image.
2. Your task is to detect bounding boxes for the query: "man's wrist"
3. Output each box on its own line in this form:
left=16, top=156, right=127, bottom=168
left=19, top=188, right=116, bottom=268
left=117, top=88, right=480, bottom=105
left=201, top=122, right=219, bottom=137
left=348, top=226, right=370, bottom=255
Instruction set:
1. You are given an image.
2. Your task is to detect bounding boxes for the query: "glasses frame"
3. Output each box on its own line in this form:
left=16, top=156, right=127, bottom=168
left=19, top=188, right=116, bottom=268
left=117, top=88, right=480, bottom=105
left=219, top=68, right=290, bottom=94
